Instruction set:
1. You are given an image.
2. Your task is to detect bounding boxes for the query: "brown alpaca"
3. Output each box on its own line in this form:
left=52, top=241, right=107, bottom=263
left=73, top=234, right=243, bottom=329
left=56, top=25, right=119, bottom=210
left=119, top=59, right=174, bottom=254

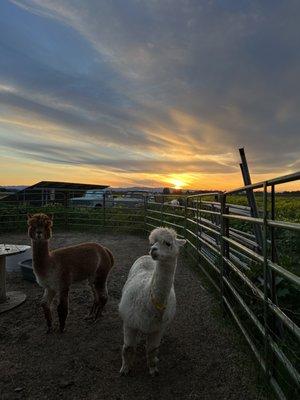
left=27, top=213, right=114, bottom=333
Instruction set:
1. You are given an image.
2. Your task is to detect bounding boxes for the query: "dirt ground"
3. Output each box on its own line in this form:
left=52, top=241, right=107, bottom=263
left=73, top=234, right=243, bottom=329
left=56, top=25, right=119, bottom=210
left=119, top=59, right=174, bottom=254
left=0, top=231, right=268, bottom=400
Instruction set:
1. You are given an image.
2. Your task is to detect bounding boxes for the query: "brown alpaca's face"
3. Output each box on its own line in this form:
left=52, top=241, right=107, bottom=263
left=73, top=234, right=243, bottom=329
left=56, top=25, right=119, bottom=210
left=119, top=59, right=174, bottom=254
left=27, top=213, right=53, bottom=240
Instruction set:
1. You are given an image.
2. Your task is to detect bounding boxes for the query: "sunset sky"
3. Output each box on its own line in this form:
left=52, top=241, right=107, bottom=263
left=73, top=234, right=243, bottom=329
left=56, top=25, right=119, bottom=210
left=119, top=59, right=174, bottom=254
left=0, top=0, right=299, bottom=190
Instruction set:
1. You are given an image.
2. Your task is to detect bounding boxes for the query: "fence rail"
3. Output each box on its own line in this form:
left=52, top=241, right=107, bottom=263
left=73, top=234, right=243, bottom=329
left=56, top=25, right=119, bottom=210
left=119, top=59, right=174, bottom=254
left=0, top=172, right=299, bottom=399
left=145, top=171, right=300, bottom=400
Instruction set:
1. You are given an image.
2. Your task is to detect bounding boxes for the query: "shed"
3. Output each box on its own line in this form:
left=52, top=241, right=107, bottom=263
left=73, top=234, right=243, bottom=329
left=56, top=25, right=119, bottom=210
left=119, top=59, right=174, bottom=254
left=1, top=181, right=109, bottom=207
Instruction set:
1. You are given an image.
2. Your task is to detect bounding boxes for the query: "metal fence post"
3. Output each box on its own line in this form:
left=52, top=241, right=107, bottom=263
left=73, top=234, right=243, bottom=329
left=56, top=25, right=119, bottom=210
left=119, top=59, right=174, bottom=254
left=199, top=196, right=202, bottom=254
left=64, top=193, right=69, bottom=231
left=184, top=197, right=188, bottom=240
left=184, top=197, right=188, bottom=256
left=215, top=194, right=221, bottom=247
left=220, top=194, right=229, bottom=310
left=144, top=196, right=147, bottom=235
left=220, top=194, right=225, bottom=305
left=263, top=182, right=271, bottom=382
left=160, top=195, right=164, bottom=226
left=270, top=184, right=284, bottom=338
left=196, top=196, right=200, bottom=258
left=103, top=194, right=106, bottom=230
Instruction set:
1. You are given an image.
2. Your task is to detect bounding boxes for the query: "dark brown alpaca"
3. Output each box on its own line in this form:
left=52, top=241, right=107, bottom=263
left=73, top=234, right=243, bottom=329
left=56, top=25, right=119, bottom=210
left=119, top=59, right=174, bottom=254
left=27, top=213, right=114, bottom=333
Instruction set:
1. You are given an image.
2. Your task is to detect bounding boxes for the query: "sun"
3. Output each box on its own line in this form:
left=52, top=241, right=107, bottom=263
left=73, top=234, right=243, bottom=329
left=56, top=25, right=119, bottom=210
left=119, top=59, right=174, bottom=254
left=169, top=178, right=185, bottom=189
left=165, top=174, right=192, bottom=190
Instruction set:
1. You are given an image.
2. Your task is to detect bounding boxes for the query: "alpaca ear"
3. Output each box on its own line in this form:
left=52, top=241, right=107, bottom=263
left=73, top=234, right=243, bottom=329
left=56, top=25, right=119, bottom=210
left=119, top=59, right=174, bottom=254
left=176, top=238, right=186, bottom=247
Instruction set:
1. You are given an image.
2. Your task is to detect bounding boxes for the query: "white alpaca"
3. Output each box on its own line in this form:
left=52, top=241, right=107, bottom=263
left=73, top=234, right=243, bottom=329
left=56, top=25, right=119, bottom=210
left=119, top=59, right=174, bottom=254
left=170, top=199, right=180, bottom=207
left=164, top=199, right=180, bottom=208
left=118, top=227, right=186, bottom=376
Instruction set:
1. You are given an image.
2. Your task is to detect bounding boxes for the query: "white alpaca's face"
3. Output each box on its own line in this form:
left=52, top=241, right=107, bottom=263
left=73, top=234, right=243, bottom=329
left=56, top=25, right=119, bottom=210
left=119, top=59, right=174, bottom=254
left=149, top=227, right=186, bottom=261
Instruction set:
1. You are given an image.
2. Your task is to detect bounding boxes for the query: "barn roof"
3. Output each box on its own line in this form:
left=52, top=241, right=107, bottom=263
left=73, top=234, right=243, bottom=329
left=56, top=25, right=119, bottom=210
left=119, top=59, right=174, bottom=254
left=26, top=181, right=109, bottom=191
left=0, top=181, right=109, bottom=202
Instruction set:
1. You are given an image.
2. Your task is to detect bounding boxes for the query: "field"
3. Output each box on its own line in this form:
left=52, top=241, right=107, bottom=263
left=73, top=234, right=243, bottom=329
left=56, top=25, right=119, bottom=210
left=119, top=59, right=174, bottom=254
left=226, top=193, right=300, bottom=222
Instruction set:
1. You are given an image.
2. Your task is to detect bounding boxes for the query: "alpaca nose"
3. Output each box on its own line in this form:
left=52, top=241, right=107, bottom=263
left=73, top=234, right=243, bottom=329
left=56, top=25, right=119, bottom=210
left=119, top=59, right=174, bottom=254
left=150, top=247, right=158, bottom=257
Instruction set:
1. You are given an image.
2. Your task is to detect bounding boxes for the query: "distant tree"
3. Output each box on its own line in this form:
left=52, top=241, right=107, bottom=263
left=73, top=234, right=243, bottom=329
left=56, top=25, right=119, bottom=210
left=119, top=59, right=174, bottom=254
left=163, top=187, right=171, bottom=194
left=173, top=189, right=182, bottom=195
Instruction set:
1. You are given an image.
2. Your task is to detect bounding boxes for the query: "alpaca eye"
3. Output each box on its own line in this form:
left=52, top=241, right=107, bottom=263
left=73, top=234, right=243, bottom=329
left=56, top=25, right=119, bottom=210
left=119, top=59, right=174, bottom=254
left=165, top=241, right=171, bottom=247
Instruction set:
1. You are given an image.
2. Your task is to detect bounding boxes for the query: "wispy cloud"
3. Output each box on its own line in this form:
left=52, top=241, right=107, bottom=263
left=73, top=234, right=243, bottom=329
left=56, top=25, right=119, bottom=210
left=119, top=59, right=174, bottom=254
left=0, top=0, right=299, bottom=188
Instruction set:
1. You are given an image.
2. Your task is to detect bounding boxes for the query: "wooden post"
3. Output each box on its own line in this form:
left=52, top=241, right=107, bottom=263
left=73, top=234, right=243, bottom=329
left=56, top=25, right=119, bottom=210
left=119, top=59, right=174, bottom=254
left=0, top=256, right=6, bottom=303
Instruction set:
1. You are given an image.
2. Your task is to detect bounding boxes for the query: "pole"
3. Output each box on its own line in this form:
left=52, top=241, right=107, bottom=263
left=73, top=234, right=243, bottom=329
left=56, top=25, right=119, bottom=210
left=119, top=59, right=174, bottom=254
left=144, top=196, right=147, bottom=235
left=262, top=182, right=271, bottom=382
left=239, top=148, right=263, bottom=252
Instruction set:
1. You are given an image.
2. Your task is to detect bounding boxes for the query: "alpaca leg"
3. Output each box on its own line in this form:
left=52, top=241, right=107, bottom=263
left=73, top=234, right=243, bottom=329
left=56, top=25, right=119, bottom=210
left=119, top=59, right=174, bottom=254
left=93, top=275, right=108, bottom=320
left=85, top=279, right=97, bottom=319
left=57, top=289, right=69, bottom=332
left=146, top=331, right=163, bottom=376
left=41, top=288, right=56, bottom=333
left=120, top=325, right=138, bottom=376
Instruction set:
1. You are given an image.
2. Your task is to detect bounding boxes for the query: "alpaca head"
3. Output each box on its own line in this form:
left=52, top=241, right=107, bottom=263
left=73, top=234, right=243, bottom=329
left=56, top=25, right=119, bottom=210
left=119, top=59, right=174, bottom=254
left=27, top=213, right=53, bottom=240
left=149, top=227, right=186, bottom=261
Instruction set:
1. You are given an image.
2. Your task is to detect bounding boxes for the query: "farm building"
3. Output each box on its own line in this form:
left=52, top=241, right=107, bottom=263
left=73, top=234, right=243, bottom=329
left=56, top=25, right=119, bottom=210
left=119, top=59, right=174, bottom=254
left=0, top=181, right=109, bottom=207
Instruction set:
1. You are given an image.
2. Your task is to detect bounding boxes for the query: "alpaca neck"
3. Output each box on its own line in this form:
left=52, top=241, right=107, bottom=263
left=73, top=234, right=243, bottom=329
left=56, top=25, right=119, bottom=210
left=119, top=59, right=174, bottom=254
left=31, top=239, right=50, bottom=276
left=151, top=258, right=177, bottom=307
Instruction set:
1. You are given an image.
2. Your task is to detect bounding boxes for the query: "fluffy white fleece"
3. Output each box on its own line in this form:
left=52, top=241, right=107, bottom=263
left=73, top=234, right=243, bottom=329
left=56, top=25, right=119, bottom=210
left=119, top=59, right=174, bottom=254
left=119, top=254, right=176, bottom=333
left=119, top=227, right=185, bottom=376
